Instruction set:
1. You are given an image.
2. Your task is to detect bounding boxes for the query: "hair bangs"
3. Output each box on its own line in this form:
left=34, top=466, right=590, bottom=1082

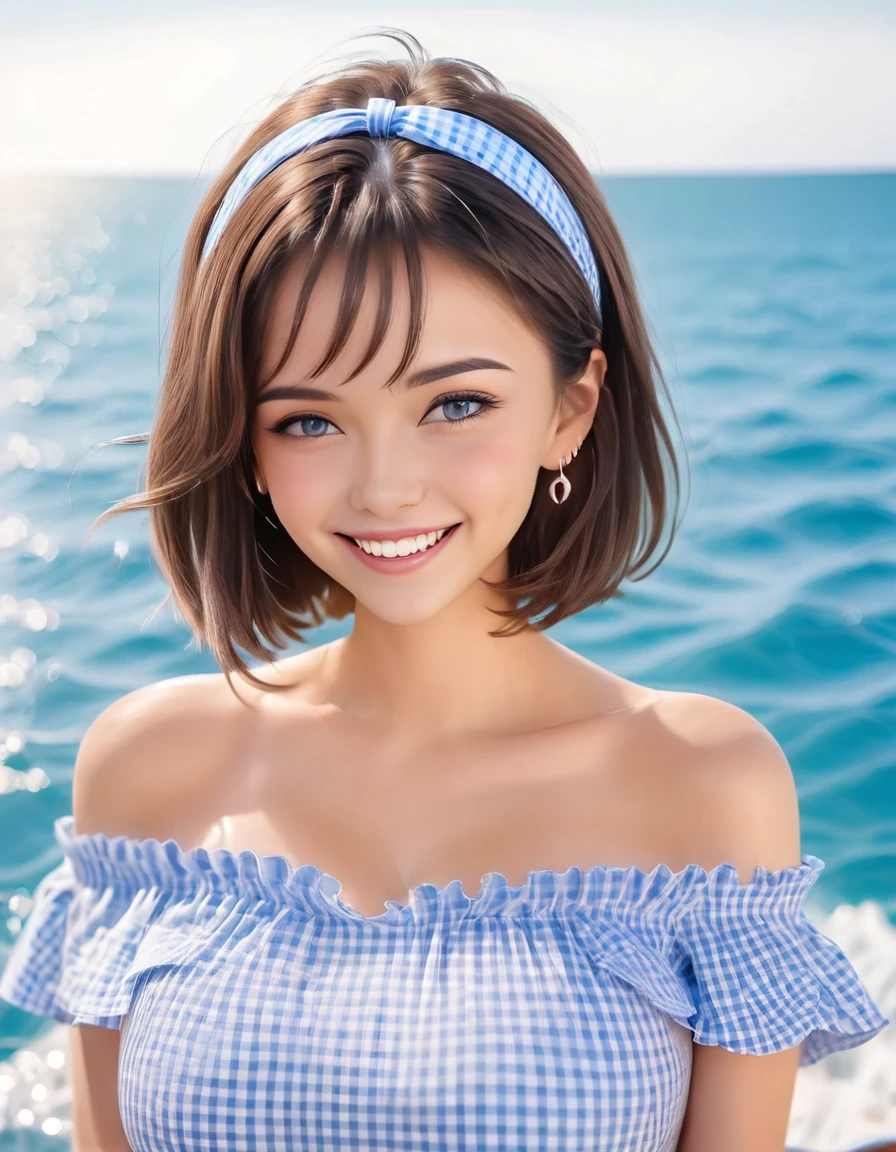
left=253, top=185, right=428, bottom=395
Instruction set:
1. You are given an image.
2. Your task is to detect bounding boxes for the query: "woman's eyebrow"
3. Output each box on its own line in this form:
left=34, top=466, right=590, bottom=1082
left=257, top=357, right=512, bottom=403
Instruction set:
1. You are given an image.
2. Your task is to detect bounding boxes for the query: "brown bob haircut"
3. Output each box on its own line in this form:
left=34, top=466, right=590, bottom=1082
left=87, top=29, right=687, bottom=697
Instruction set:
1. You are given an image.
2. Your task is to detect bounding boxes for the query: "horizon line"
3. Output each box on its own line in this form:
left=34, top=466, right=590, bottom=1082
left=2, top=165, right=895, bottom=181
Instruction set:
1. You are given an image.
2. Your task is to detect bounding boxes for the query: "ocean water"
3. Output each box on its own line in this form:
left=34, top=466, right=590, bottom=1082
left=0, top=171, right=894, bottom=1150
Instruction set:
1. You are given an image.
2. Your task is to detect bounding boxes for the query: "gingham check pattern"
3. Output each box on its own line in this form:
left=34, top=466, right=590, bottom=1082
left=0, top=814, right=888, bottom=1152
left=201, top=97, right=603, bottom=324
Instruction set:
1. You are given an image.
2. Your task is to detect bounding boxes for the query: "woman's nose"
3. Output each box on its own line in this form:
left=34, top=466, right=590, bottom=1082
left=348, top=436, right=426, bottom=516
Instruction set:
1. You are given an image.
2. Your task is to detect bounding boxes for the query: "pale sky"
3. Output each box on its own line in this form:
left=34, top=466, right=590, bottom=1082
left=2, top=1, right=895, bottom=176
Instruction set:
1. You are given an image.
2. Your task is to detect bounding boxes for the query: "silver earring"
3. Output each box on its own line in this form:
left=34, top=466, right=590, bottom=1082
left=549, top=444, right=579, bottom=505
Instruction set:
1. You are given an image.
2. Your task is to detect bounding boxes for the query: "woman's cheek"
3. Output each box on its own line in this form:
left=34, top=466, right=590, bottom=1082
left=265, top=466, right=333, bottom=537
left=449, top=434, right=533, bottom=507
left=269, top=450, right=334, bottom=500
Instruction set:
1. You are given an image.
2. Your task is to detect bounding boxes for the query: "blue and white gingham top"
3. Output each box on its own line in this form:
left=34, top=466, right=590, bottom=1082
left=0, top=814, right=889, bottom=1152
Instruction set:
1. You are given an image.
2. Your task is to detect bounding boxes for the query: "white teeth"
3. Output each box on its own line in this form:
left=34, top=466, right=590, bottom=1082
left=351, top=526, right=452, bottom=557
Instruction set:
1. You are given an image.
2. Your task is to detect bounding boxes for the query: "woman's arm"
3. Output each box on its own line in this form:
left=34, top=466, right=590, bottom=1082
left=667, top=696, right=806, bottom=1152
left=677, top=1040, right=803, bottom=1151
left=66, top=695, right=145, bottom=1152
left=69, top=1024, right=132, bottom=1152
left=67, top=673, right=239, bottom=1150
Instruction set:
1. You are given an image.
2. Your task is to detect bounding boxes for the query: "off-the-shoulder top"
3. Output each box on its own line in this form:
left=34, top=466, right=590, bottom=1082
left=0, top=814, right=889, bottom=1152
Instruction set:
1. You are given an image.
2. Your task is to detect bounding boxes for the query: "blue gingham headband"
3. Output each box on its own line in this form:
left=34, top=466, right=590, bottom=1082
left=201, top=96, right=603, bottom=324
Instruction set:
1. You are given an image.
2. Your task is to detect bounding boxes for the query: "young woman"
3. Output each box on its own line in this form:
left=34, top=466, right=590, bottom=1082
left=0, top=30, right=888, bottom=1152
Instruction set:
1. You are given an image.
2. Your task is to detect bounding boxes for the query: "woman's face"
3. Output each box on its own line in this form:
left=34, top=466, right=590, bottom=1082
left=251, top=244, right=602, bottom=628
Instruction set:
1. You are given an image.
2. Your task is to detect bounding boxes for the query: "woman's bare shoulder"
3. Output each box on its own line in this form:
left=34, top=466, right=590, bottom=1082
left=623, top=688, right=800, bottom=876
left=70, top=669, right=266, bottom=847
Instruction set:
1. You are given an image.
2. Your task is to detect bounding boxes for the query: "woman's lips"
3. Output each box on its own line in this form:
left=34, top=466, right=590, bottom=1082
left=336, top=523, right=461, bottom=573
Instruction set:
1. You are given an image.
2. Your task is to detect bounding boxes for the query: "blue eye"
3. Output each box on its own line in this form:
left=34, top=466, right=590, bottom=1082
left=268, top=390, right=501, bottom=440
left=440, top=397, right=483, bottom=421
left=296, top=416, right=333, bottom=438
left=425, top=391, right=500, bottom=427
left=270, top=415, right=338, bottom=438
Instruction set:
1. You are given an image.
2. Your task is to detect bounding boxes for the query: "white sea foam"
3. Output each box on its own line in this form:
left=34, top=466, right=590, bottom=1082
left=786, top=897, right=896, bottom=1150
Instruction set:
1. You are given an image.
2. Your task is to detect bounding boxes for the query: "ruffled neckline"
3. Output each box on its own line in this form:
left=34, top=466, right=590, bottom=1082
left=54, top=814, right=825, bottom=926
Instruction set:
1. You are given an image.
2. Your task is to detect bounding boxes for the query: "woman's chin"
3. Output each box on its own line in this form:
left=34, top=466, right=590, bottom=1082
left=349, top=589, right=466, bottom=628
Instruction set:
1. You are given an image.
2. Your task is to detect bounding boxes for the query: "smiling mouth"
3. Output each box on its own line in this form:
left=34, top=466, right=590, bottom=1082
left=337, top=523, right=461, bottom=557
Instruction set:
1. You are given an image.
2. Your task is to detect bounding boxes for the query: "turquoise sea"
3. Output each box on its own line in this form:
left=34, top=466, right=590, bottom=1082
left=0, top=172, right=894, bottom=1149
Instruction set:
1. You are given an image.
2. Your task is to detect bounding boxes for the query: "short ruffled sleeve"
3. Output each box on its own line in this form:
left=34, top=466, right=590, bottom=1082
left=0, top=818, right=214, bottom=1030
left=666, top=855, right=890, bottom=1066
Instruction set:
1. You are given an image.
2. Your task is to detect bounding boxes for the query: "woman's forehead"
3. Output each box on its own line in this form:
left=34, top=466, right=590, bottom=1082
left=267, top=244, right=505, bottom=322
left=258, top=245, right=535, bottom=389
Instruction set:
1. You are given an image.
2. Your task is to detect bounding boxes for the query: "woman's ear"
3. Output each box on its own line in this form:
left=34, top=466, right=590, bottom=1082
left=541, top=348, right=607, bottom=469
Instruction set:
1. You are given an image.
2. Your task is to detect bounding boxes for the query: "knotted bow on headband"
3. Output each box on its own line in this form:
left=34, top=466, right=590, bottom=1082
left=201, top=96, right=603, bottom=324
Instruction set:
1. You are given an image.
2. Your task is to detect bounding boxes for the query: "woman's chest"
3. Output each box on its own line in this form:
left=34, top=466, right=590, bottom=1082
left=202, top=696, right=687, bottom=920
left=118, top=915, right=693, bottom=1152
